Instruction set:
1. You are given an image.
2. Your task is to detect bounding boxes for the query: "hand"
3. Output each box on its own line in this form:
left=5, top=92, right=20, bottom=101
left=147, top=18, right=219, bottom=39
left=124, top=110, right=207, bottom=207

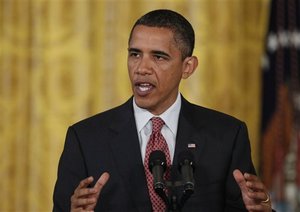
left=71, top=172, right=110, bottom=212
left=233, top=169, right=272, bottom=212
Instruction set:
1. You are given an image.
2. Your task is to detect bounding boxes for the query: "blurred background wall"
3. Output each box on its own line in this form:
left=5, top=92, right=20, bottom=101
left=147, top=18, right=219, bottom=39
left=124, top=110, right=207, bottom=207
left=0, top=0, right=299, bottom=211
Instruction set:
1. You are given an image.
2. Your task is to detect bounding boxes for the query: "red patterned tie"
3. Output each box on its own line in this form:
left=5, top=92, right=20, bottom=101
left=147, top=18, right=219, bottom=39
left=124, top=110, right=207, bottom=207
left=144, top=117, right=171, bottom=212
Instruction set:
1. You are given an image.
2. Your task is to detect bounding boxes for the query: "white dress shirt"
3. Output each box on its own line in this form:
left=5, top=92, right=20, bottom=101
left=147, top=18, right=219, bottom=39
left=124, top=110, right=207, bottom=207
left=133, top=93, right=181, bottom=164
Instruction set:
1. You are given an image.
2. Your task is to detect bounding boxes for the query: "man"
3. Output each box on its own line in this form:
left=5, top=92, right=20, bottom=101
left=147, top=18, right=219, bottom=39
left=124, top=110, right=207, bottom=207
left=53, top=9, right=273, bottom=212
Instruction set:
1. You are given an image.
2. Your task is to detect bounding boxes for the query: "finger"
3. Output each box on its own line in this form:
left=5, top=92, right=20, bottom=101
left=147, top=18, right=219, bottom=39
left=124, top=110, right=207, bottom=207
left=74, top=187, right=98, bottom=198
left=244, top=172, right=259, bottom=181
left=78, top=176, right=94, bottom=189
left=73, top=177, right=95, bottom=198
left=247, top=190, right=268, bottom=202
left=244, top=173, right=266, bottom=192
left=83, top=173, right=110, bottom=211
left=246, top=179, right=265, bottom=191
left=233, top=169, right=248, bottom=193
left=94, top=172, right=110, bottom=190
left=71, top=195, right=97, bottom=208
left=75, top=197, right=97, bottom=206
left=71, top=207, right=83, bottom=212
left=245, top=203, right=272, bottom=211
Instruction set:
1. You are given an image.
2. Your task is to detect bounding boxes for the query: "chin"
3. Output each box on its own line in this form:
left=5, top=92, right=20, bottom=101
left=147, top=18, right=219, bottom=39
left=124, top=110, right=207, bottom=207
left=135, top=97, right=153, bottom=110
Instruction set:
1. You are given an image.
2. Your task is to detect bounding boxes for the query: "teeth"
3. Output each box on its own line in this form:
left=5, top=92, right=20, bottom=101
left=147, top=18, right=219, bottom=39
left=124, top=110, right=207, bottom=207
left=137, top=83, right=152, bottom=92
left=139, top=86, right=150, bottom=92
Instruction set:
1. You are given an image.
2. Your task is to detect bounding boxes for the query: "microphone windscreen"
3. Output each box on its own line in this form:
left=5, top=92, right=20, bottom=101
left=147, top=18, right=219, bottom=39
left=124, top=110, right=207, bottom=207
left=178, top=150, right=195, bottom=170
left=149, top=150, right=167, bottom=171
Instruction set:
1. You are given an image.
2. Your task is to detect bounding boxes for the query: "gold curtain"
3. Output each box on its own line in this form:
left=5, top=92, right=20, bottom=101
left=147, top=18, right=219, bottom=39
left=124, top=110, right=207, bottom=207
left=0, top=0, right=270, bottom=211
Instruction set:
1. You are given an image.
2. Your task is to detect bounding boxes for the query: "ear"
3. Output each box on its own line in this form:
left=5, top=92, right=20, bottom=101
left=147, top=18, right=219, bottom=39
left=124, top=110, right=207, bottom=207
left=181, top=56, right=198, bottom=79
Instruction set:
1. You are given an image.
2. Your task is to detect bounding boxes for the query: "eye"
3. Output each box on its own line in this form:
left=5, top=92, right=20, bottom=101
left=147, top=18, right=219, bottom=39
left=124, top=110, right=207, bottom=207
left=129, top=51, right=141, bottom=58
left=152, top=51, right=170, bottom=61
left=154, top=54, right=167, bottom=61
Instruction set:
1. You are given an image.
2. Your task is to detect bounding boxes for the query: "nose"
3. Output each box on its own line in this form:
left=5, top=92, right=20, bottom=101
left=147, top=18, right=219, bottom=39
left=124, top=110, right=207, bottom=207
left=136, top=56, right=152, bottom=75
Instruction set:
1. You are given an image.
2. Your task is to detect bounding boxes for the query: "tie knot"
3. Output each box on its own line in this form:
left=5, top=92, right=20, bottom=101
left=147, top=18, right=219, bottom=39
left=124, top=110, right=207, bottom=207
left=151, top=117, right=165, bottom=133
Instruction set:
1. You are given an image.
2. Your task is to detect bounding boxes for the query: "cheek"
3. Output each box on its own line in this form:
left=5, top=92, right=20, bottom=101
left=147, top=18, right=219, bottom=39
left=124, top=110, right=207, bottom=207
left=173, top=65, right=185, bottom=79
left=128, top=71, right=134, bottom=83
left=161, top=70, right=183, bottom=88
left=127, top=62, right=135, bottom=75
left=158, top=73, right=175, bottom=88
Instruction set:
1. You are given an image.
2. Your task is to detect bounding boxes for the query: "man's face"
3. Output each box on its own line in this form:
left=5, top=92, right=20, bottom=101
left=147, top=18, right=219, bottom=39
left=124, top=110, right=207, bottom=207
left=128, top=25, right=189, bottom=115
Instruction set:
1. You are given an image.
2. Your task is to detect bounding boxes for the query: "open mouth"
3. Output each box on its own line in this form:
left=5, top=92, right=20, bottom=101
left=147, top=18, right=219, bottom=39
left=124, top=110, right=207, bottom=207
left=135, top=82, right=154, bottom=95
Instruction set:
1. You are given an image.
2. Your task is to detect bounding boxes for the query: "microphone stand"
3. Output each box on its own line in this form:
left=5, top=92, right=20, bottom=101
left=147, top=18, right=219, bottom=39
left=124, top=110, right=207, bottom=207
left=155, top=179, right=194, bottom=212
left=150, top=150, right=195, bottom=212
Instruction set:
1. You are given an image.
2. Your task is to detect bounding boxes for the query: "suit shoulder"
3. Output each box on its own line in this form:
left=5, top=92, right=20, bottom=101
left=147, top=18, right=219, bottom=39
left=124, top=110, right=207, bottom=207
left=71, top=98, right=133, bottom=130
left=183, top=99, right=245, bottom=128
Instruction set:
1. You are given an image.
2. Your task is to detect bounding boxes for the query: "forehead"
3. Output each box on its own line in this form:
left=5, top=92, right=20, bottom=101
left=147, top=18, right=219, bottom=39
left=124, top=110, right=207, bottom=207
left=129, top=25, right=178, bottom=51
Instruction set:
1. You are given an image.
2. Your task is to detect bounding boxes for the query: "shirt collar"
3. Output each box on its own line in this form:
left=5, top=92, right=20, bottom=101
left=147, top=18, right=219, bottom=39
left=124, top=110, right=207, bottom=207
left=133, top=93, right=181, bottom=135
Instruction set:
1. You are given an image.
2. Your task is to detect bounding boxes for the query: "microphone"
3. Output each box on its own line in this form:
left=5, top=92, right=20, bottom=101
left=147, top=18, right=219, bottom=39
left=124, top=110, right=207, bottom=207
left=178, top=150, right=195, bottom=206
left=148, top=150, right=167, bottom=190
left=148, top=150, right=169, bottom=207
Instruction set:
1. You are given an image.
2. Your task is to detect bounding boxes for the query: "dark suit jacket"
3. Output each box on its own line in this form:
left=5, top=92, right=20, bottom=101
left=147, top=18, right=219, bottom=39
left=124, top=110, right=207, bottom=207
left=53, top=96, right=256, bottom=211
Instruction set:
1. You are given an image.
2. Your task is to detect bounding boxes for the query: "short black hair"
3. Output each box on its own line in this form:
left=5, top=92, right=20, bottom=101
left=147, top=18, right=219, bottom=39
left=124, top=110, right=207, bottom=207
left=128, top=9, right=195, bottom=59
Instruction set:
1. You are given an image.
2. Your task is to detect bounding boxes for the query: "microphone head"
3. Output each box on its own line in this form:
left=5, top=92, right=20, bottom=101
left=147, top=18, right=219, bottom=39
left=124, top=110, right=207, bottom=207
left=178, top=150, right=195, bottom=172
left=148, top=150, right=167, bottom=172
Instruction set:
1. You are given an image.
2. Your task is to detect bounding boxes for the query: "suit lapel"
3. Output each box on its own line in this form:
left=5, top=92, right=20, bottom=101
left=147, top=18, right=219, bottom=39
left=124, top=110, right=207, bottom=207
left=173, top=97, right=207, bottom=168
left=108, top=99, right=152, bottom=211
left=171, top=97, right=207, bottom=195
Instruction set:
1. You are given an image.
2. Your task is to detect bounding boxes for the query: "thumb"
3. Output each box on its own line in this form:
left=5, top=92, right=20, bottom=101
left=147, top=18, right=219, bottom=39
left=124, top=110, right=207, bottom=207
left=233, top=169, right=247, bottom=193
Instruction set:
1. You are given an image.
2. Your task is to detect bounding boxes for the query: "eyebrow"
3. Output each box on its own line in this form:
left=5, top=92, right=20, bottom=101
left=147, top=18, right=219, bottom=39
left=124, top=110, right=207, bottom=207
left=128, top=48, right=141, bottom=53
left=151, top=50, right=170, bottom=58
left=128, top=48, right=170, bottom=58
